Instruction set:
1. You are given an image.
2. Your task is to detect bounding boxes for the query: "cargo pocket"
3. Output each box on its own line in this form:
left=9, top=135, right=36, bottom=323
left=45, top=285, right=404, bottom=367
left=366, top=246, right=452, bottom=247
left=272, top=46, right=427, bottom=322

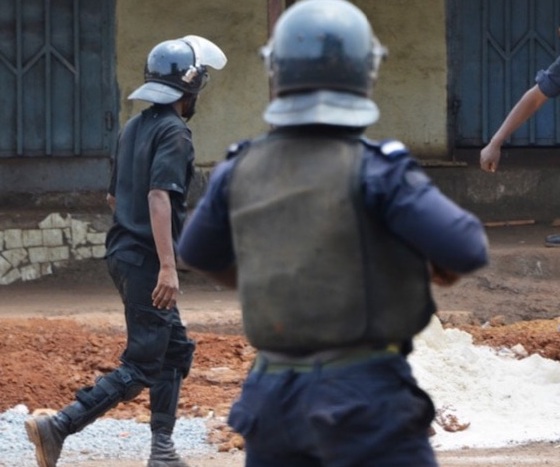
left=124, top=303, right=170, bottom=367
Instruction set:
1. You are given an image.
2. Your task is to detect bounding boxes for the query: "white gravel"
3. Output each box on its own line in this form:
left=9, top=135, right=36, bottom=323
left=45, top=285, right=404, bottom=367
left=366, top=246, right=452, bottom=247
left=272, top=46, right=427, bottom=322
left=0, top=405, right=217, bottom=466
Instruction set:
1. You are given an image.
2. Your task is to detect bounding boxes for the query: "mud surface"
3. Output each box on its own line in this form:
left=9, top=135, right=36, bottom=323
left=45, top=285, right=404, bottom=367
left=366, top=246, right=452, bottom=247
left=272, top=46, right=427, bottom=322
left=1, top=223, right=560, bottom=466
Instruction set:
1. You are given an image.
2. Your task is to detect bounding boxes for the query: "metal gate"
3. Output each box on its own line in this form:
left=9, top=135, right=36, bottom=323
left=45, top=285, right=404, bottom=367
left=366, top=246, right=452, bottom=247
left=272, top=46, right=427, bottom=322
left=450, top=0, right=560, bottom=147
left=0, top=0, right=117, bottom=158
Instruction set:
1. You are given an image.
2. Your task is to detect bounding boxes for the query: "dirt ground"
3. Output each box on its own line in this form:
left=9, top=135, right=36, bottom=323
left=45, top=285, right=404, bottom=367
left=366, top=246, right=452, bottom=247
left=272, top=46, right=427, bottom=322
left=1, top=222, right=560, bottom=466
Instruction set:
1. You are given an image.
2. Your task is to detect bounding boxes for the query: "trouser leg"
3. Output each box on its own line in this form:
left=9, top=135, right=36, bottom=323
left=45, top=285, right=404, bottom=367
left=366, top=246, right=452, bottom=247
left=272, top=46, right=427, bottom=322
left=25, top=366, right=144, bottom=467
left=107, top=252, right=195, bottom=467
left=150, top=367, right=183, bottom=432
left=61, top=366, right=144, bottom=434
left=148, top=332, right=195, bottom=467
left=150, top=315, right=196, bottom=425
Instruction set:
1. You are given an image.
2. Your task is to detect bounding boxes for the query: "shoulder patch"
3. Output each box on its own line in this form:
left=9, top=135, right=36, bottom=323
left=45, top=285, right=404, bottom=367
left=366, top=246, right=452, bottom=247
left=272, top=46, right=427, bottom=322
left=380, top=139, right=408, bottom=158
left=225, top=139, right=251, bottom=160
left=361, top=137, right=409, bottom=159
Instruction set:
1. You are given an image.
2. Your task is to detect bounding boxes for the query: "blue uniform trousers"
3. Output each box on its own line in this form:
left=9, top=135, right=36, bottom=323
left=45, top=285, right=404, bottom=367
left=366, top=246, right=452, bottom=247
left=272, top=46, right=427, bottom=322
left=228, top=352, right=437, bottom=467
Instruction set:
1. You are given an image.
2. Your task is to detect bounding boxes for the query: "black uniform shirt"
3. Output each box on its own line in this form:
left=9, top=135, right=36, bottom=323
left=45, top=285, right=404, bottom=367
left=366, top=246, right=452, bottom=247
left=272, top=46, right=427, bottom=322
left=106, top=104, right=194, bottom=258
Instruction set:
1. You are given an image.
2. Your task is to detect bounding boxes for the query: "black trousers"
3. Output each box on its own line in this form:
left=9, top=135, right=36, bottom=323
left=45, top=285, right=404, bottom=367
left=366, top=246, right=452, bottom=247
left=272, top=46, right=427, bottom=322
left=62, top=251, right=196, bottom=434
left=107, top=250, right=195, bottom=430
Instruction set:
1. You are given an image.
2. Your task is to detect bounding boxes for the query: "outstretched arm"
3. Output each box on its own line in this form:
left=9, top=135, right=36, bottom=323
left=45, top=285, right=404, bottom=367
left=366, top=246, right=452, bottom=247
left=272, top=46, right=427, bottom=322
left=480, top=85, right=549, bottom=172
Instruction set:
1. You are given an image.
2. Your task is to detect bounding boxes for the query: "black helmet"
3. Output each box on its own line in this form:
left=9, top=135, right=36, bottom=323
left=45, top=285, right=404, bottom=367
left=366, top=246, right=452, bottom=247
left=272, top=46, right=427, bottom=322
left=128, top=35, right=227, bottom=104
left=261, top=0, right=387, bottom=127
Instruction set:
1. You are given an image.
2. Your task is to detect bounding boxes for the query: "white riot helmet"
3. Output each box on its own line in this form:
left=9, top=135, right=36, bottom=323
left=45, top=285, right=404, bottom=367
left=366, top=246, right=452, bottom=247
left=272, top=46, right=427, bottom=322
left=128, top=35, right=227, bottom=104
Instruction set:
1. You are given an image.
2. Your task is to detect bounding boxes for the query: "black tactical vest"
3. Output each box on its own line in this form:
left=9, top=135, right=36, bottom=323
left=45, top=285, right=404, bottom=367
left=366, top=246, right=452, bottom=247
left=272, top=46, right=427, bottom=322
left=228, top=132, right=435, bottom=352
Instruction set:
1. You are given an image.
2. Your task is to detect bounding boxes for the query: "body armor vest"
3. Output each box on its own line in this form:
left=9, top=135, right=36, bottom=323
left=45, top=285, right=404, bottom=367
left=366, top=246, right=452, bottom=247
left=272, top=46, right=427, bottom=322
left=228, top=133, right=435, bottom=352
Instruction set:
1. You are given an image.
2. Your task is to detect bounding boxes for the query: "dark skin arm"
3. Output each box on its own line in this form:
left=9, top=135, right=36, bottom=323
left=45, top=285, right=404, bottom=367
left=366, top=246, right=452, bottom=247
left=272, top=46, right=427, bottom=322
left=148, top=189, right=179, bottom=310
left=190, top=264, right=238, bottom=289
left=480, top=85, right=549, bottom=172
left=146, top=97, right=197, bottom=307
left=429, top=262, right=460, bottom=287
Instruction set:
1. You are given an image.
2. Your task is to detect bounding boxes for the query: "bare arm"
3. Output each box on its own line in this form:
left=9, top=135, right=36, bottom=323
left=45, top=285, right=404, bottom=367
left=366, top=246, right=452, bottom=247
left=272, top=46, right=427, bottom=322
left=193, top=264, right=237, bottom=289
left=429, top=262, right=460, bottom=287
left=148, top=189, right=179, bottom=310
left=480, top=85, right=549, bottom=172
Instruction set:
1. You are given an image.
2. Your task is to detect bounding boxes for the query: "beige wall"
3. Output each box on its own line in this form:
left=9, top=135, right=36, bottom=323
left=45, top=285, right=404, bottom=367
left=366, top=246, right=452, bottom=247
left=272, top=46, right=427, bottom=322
left=359, top=0, right=448, bottom=158
left=115, top=0, right=448, bottom=164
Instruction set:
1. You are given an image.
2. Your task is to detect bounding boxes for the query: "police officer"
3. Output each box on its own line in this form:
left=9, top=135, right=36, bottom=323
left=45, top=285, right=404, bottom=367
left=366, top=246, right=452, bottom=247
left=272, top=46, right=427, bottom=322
left=179, top=1, right=488, bottom=466
left=25, top=36, right=226, bottom=467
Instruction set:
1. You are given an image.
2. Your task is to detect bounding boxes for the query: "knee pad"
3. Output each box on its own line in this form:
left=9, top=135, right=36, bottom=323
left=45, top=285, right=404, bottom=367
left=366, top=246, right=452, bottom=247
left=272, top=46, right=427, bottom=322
left=65, top=367, right=145, bottom=433
left=114, top=367, right=145, bottom=401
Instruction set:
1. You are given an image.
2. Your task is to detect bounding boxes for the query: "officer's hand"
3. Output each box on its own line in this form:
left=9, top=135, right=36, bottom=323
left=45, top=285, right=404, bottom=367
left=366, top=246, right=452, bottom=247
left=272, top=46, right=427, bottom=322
left=429, top=262, right=460, bottom=287
left=480, top=143, right=501, bottom=172
left=152, top=266, right=179, bottom=310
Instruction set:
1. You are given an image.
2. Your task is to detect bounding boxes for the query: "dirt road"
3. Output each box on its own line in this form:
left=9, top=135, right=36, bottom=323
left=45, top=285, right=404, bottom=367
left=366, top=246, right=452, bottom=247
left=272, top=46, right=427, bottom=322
left=2, top=223, right=560, bottom=466
left=56, top=441, right=560, bottom=466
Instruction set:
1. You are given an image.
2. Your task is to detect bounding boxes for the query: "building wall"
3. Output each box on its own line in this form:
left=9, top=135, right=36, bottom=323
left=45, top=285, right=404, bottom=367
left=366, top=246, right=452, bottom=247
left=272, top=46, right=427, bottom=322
left=116, top=0, right=270, bottom=165
left=115, top=0, right=449, bottom=163
left=358, top=0, right=448, bottom=158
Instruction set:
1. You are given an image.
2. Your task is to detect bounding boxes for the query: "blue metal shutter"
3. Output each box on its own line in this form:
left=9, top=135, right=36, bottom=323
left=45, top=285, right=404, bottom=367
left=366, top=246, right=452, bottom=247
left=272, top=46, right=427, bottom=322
left=0, top=0, right=117, bottom=158
left=451, top=0, right=560, bottom=147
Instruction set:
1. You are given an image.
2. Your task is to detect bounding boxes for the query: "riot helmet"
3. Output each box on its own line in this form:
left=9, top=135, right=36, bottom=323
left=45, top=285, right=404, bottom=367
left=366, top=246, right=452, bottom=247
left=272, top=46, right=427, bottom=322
left=261, top=0, right=387, bottom=127
left=128, top=35, right=227, bottom=104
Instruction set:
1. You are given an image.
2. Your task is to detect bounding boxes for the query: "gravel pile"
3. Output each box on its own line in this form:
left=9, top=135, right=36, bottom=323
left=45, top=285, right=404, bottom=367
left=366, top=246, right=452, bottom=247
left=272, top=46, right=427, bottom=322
left=0, top=405, right=216, bottom=466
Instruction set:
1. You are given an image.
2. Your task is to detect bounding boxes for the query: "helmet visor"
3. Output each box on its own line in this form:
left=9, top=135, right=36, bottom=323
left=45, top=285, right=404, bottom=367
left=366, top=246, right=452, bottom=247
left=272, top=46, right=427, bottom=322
left=371, top=36, right=388, bottom=82
left=181, top=35, right=227, bottom=70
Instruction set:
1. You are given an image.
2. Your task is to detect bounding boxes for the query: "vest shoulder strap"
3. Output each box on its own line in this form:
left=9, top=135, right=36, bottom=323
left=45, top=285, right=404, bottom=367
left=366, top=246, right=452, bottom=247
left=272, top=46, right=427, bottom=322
left=225, top=139, right=252, bottom=160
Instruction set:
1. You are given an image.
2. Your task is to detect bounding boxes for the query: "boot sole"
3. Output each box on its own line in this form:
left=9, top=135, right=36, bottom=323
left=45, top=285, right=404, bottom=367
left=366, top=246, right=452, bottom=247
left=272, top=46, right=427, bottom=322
left=24, top=418, right=51, bottom=467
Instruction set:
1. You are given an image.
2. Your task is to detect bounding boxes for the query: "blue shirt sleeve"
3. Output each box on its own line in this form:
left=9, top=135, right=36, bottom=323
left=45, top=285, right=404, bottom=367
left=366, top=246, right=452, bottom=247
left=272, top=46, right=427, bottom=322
left=178, top=158, right=236, bottom=271
left=181, top=139, right=488, bottom=274
left=362, top=146, right=488, bottom=273
left=535, top=55, right=560, bottom=98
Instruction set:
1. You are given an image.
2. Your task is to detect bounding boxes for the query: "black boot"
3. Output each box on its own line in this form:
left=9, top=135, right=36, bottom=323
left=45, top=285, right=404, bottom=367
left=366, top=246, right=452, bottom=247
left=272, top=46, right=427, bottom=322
left=26, top=368, right=141, bottom=467
left=148, top=368, right=188, bottom=466
left=148, top=429, right=190, bottom=467
left=24, top=412, right=70, bottom=467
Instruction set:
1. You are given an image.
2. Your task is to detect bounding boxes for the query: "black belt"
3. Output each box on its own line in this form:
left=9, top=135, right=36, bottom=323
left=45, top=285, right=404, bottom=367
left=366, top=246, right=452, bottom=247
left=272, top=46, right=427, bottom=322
left=252, top=343, right=401, bottom=374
